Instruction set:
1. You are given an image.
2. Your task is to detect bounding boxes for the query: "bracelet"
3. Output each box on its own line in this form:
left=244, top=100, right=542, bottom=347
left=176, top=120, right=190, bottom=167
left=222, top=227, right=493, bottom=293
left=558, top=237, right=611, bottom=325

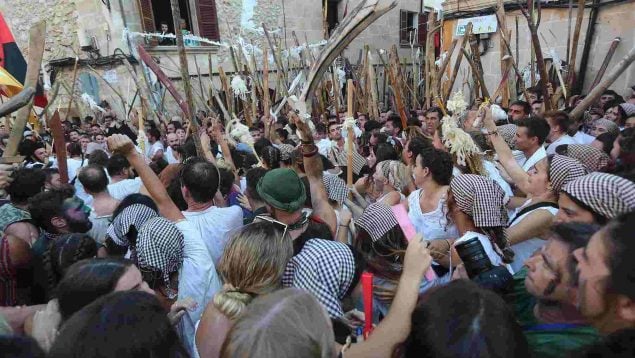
left=302, top=145, right=318, bottom=158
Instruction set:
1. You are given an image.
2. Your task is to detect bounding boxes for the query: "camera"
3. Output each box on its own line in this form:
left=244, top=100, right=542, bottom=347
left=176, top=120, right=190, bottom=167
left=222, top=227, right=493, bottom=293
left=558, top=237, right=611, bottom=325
left=455, top=237, right=512, bottom=294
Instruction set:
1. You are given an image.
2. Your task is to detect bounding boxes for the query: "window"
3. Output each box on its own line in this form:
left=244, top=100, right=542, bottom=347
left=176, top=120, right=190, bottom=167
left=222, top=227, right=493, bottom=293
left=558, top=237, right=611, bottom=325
left=399, top=10, right=430, bottom=48
left=137, top=0, right=220, bottom=45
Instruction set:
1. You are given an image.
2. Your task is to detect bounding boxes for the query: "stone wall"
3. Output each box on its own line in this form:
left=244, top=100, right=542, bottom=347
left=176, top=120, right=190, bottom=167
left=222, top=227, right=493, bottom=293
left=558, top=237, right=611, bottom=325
left=0, top=0, right=79, bottom=61
left=441, top=2, right=635, bottom=101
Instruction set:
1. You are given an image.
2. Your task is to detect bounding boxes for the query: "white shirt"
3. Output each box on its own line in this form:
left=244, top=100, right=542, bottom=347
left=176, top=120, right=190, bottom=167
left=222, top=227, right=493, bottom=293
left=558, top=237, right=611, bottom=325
left=407, top=189, right=458, bottom=241
left=175, top=219, right=221, bottom=357
left=483, top=160, right=514, bottom=198
left=107, top=177, right=142, bottom=200
left=508, top=200, right=559, bottom=273
left=518, top=146, right=547, bottom=172
left=182, top=205, right=243, bottom=265
left=546, top=135, right=576, bottom=155
left=574, top=131, right=595, bottom=145
left=165, top=146, right=180, bottom=164
left=146, top=140, right=164, bottom=160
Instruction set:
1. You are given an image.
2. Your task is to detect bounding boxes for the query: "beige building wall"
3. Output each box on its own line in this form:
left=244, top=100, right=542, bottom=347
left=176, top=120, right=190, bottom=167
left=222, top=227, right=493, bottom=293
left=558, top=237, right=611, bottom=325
left=441, top=1, right=635, bottom=101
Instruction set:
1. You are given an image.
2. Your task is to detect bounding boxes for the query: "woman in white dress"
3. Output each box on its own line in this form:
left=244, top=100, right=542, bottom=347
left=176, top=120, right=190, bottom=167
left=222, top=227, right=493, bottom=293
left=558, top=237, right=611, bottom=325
left=406, top=147, right=459, bottom=242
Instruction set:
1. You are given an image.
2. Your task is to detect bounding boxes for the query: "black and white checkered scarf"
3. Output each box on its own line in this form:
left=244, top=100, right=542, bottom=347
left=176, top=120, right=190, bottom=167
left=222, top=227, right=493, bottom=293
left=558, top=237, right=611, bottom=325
left=323, top=174, right=349, bottom=205
left=549, top=154, right=588, bottom=193
left=355, top=202, right=399, bottom=242
left=561, top=144, right=610, bottom=172
left=562, top=173, right=635, bottom=220
left=450, top=174, right=508, bottom=228
left=136, top=217, right=184, bottom=292
left=283, top=239, right=355, bottom=318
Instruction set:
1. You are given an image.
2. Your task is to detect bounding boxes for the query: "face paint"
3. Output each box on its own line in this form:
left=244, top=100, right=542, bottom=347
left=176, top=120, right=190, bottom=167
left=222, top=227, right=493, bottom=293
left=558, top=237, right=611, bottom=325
left=62, top=197, right=93, bottom=233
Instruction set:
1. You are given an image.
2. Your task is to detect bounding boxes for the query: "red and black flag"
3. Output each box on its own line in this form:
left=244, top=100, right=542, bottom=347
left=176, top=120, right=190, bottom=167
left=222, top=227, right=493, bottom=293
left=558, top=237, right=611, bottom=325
left=0, top=11, right=47, bottom=107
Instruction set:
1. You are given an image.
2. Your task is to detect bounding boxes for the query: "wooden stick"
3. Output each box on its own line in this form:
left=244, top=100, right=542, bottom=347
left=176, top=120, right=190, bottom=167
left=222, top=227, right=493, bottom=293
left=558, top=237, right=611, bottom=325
left=444, top=22, right=473, bottom=102
left=387, top=45, right=408, bottom=129
left=5, top=21, right=46, bottom=160
left=170, top=0, right=203, bottom=155
left=589, top=37, right=621, bottom=89
left=347, top=79, right=354, bottom=187
left=367, top=49, right=380, bottom=121
left=0, top=87, right=35, bottom=118
left=424, top=11, right=436, bottom=108
left=262, top=45, right=271, bottom=117
left=64, top=51, right=80, bottom=122
left=262, top=23, right=288, bottom=89
left=495, top=12, right=530, bottom=101
left=435, top=38, right=458, bottom=97
left=461, top=48, right=490, bottom=99
left=497, top=0, right=510, bottom=107
left=566, top=0, right=573, bottom=65
left=569, top=44, right=635, bottom=121
left=568, top=0, right=586, bottom=90
left=520, top=4, right=552, bottom=111
left=49, top=111, right=68, bottom=183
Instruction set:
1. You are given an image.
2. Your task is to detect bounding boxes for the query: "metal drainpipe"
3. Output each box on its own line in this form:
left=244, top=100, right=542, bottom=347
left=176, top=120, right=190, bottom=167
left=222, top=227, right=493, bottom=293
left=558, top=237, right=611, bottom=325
left=574, top=0, right=600, bottom=95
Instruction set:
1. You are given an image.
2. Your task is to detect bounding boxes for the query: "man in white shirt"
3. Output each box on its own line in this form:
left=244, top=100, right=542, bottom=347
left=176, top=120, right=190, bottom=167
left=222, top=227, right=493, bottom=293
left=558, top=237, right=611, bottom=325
left=106, top=154, right=142, bottom=200
left=180, top=158, right=243, bottom=265
left=145, top=127, right=164, bottom=162
left=514, top=117, right=550, bottom=172
left=164, top=132, right=180, bottom=164
left=545, top=111, right=576, bottom=155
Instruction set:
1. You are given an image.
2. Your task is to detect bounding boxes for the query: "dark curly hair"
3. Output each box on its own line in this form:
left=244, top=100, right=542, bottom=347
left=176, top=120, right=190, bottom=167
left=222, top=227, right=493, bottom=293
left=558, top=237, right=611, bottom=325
left=415, top=147, right=453, bottom=186
left=43, top=234, right=98, bottom=300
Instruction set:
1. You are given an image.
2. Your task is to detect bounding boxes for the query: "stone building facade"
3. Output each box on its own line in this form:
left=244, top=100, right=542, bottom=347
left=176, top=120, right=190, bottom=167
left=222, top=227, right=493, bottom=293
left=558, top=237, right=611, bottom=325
left=0, top=0, right=424, bottom=119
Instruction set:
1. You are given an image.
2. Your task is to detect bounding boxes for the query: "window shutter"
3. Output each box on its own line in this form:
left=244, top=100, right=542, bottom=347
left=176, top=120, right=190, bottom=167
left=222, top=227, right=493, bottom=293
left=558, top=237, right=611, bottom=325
left=196, top=0, right=220, bottom=41
left=137, top=0, right=156, bottom=33
left=399, top=10, right=408, bottom=45
left=418, top=12, right=428, bottom=47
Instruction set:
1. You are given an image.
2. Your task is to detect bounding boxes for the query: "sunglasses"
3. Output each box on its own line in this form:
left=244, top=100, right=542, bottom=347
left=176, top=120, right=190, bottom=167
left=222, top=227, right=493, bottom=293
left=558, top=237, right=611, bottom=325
left=254, top=214, right=289, bottom=239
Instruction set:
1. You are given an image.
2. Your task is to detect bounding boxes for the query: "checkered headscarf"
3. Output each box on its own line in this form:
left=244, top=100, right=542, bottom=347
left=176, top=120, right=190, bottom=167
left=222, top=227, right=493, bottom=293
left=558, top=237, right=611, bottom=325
left=549, top=154, right=588, bottom=193
left=594, top=118, right=620, bottom=137
left=561, top=144, right=610, bottom=172
left=562, top=173, right=635, bottom=220
left=277, top=144, right=295, bottom=161
left=136, top=217, right=185, bottom=291
left=332, top=147, right=366, bottom=175
left=356, top=202, right=399, bottom=242
left=450, top=174, right=508, bottom=227
left=106, top=204, right=158, bottom=248
left=377, top=160, right=409, bottom=192
left=323, top=174, right=349, bottom=205
left=283, top=239, right=356, bottom=318
left=497, top=124, right=517, bottom=148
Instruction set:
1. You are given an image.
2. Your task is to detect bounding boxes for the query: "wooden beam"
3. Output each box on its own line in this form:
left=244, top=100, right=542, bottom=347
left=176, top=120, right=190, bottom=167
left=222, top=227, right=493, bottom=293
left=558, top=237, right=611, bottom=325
left=4, top=21, right=46, bottom=159
left=170, top=0, right=202, bottom=156
left=0, top=87, right=35, bottom=118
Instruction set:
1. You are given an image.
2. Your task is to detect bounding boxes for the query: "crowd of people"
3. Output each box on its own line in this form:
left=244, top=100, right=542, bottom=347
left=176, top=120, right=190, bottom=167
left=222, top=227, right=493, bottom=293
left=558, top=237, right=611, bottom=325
left=0, top=81, right=634, bottom=358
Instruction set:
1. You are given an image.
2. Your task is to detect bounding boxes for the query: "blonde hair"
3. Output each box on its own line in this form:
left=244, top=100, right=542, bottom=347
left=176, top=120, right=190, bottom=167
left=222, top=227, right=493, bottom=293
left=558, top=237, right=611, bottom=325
left=220, top=288, right=335, bottom=358
left=214, top=222, right=293, bottom=320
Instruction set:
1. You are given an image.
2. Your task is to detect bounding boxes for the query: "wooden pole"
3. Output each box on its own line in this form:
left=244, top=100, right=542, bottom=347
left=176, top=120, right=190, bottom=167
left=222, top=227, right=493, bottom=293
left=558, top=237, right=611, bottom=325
left=444, top=22, right=473, bottom=102
left=569, top=44, right=635, bottom=121
left=387, top=45, right=408, bottom=129
left=64, top=50, right=80, bottom=122
left=4, top=21, right=46, bottom=160
left=461, top=48, right=490, bottom=100
left=568, top=0, right=586, bottom=90
left=424, top=11, right=436, bottom=108
left=170, top=0, right=203, bottom=156
left=347, top=79, right=354, bottom=188
left=496, top=0, right=510, bottom=107
left=520, top=4, right=553, bottom=110
left=495, top=12, right=530, bottom=101
left=262, top=45, right=271, bottom=118
left=589, top=37, right=621, bottom=89
left=49, top=111, right=68, bottom=184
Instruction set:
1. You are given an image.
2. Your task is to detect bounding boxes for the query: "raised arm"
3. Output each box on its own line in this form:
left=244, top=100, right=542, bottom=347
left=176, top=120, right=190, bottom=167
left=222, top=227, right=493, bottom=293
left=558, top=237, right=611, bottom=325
left=293, top=113, right=337, bottom=236
left=107, top=134, right=184, bottom=222
left=483, top=107, right=531, bottom=194
left=345, top=235, right=432, bottom=358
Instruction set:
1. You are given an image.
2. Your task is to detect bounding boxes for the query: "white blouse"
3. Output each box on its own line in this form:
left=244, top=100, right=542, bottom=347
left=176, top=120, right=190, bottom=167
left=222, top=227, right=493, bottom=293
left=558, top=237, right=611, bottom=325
left=407, top=189, right=459, bottom=241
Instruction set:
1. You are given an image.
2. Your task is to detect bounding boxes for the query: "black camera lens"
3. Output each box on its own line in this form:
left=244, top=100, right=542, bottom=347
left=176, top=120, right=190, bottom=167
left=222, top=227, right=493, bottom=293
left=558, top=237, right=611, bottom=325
left=455, top=237, right=492, bottom=278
